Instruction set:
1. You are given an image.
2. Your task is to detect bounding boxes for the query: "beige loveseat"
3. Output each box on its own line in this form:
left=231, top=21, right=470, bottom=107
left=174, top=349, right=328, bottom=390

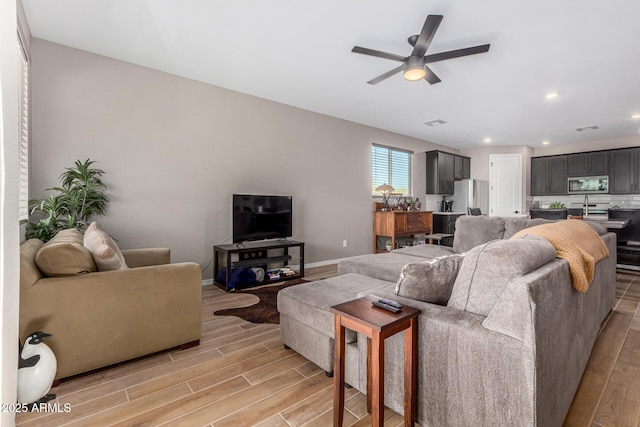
left=20, top=234, right=202, bottom=379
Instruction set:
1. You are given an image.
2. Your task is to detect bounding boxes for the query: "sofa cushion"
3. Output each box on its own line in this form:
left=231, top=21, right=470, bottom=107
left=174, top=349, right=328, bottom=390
left=503, top=218, right=554, bottom=239
left=453, top=215, right=506, bottom=253
left=391, top=244, right=454, bottom=258
left=84, top=222, right=128, bottom=271
left=395, top=254, right=464, bottom=305
left=584, top=220, right=607, bottom=235
left=447, top=236, right=556, bottom=316
left=35, top=228, right=97, bottom=277
left=338, top=253, right=434, bottom=283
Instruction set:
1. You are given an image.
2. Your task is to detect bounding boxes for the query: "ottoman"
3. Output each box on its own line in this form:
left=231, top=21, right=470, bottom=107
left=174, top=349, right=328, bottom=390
left=278, top=273, right=394, bottom=377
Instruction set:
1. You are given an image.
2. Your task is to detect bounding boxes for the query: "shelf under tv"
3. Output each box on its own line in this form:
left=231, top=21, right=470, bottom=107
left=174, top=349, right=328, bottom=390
left=231, top=254, right=292, bottom=268
left=213, top=240, right=305, bottom=292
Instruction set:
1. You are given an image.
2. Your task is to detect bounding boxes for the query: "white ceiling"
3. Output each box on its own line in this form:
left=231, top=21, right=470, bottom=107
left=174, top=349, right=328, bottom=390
left=22, top=0, right=640, bottom=149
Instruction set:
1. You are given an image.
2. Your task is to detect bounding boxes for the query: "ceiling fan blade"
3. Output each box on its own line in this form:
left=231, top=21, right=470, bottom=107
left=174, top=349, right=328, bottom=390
left=411, top=15, right=443, bottom=57
left=424, top=44, right=491, bottom=63
left=424, top=65, right=441, bottom=85
left=352, top=46, right=405, bottom=62
left=367, top=65, right=404, bottom=85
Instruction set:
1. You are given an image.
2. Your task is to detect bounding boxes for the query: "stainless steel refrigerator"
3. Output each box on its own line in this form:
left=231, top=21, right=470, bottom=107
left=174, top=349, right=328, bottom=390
left=451, top=179, right=489, bottom=214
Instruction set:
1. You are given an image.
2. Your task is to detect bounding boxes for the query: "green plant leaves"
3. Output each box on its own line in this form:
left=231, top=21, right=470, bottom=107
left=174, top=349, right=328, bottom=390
left=26, top=159, right=110, bottom=242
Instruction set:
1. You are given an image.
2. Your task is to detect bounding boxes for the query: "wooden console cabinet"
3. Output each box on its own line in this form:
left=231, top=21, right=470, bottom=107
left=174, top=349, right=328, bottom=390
left=373, top=208, right=433, bottom=253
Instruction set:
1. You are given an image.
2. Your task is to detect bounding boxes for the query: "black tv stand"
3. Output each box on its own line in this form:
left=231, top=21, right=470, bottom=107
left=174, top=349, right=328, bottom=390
left=213, top=240, right=305, bottom=292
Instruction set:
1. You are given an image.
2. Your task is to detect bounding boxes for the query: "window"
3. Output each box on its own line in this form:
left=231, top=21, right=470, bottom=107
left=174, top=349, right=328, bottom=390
left=371, top=144, right=413, bottom=196
left=18, top=34, right=29, bottom=222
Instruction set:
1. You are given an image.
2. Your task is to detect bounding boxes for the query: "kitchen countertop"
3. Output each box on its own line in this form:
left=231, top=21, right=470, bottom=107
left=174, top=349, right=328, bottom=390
left=431, top=211, right=630, bottom=228
left=583, top=217, right=631, bottom=229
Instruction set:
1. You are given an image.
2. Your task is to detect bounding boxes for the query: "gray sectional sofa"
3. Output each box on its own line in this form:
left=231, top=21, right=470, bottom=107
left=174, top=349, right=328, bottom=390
left=277, top=216, right=617, bottom=426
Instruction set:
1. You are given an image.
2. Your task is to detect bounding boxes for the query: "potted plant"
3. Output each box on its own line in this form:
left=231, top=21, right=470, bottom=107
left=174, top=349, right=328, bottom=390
left=549, top=201, right=566, bottom=209
left=406, top=197, right=415, bottom=210
left=26, top=159, right=110, bottom=242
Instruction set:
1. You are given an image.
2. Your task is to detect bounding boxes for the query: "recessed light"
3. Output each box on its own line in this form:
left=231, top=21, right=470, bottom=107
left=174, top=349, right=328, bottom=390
left=632, top=114, right=640, bottom=119
left=545, top=92, right=558, bottom=99
left=483, top=138, right=492, bottom=143
left=542, top=141, right=550, bottom=145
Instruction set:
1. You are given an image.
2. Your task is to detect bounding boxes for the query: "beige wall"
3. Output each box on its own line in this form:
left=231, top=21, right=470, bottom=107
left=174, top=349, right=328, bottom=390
left=30, top=39, right=453, bottom=278
left=533, top=135, right=640, bottom=157
left=1, top=0, right=20, bottom=421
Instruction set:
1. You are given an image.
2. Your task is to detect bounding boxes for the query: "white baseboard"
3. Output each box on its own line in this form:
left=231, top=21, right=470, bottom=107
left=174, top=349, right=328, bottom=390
left=303, top=258, right=345, bottom=269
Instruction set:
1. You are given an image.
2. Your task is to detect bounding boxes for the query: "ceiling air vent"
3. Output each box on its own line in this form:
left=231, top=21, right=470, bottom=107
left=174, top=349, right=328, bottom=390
left=423, top=119, right=447, bottom=126
left=574, top=125, right=599, bottom=132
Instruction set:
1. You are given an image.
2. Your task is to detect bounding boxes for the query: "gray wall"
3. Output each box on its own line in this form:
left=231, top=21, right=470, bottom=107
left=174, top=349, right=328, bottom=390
left=30, top=39, right=452, bottom=278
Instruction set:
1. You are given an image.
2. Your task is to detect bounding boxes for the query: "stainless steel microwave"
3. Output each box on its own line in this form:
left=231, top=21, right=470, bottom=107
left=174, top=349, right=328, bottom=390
left=567, top=176, right=609, bottom=194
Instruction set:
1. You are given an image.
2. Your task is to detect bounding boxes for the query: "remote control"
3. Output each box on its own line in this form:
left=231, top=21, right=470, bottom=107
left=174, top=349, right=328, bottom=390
left=378, top=298, right=403, bottom=309
left=372, top=300, right=401, bottom=313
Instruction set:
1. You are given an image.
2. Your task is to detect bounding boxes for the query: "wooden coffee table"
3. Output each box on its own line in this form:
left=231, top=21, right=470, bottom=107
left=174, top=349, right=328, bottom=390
left=330, top=297, right=421, bottom=427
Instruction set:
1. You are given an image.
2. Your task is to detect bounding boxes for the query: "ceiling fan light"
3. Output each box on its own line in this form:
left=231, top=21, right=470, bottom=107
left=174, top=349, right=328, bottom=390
left=404, top=67, right=426, bottom=81
left=404, top=56, right=426, bottom=81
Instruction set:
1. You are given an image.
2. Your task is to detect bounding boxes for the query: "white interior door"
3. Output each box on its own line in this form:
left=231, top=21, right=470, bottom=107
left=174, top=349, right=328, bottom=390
left=489, top=154, right=523, bottom=216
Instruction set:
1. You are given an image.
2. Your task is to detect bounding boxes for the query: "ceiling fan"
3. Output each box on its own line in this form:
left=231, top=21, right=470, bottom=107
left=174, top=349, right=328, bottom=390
left=352, top=14, right=490, bottom=85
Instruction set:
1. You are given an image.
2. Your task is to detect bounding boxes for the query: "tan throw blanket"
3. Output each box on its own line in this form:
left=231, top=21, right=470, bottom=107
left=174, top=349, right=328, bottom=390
left=510, top=220, right=609, bottom=292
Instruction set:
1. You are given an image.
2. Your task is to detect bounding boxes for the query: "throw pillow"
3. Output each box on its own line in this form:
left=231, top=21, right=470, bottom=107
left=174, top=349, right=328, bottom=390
left=35, top=228, right=97, bottom=276
left=452, top=215, right=506, bottom=253
left=395, top=254, right=465, bottom=305
left=447, top=236, right=556, bottom=316
left=584, top=220, right=607, bottom=235
left=83, top=222, right=128, bottom=271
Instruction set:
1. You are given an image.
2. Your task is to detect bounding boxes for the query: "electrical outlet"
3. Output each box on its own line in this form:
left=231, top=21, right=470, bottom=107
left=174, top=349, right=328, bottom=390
left=343, top=239, right=348, bottom=248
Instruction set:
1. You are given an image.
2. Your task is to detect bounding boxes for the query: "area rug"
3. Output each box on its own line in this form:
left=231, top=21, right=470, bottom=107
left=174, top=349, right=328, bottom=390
left=213, top=278, right=309, bottom=324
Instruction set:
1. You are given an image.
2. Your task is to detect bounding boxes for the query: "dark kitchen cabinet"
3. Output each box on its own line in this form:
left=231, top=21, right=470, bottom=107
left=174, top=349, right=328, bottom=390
left=610, top=148, right=638, bottom=194
left=567, top=154, right=586, bottom=177
left=454, top=155, right=471, bottom=180
left=567, top=152, right=608, bottom=177
left=531, top=155, right=567, bottom=196
left=426, top=151, right=455, bottom=195
left=549, top=156, right=568, bottom=194
left=432, top=213, right=463, bottom=247
left=531, top=157, right=548, bottom=196
left=533, top=148, right=639, bottom=195
left=637, top=149, right=640, bottom=192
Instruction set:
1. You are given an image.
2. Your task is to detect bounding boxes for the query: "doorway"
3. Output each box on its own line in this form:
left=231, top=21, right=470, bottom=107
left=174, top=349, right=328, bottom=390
left=489, top=154, right=522, bottom=216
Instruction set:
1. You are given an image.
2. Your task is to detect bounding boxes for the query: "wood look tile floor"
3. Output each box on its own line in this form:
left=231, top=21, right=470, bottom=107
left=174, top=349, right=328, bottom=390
left=14, top=266, right=640, bottom=427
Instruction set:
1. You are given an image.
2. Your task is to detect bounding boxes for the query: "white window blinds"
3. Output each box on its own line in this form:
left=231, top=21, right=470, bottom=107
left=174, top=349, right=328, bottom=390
left=18, top=35, right=29, bottom=222
left=371, top=144, right=413, bottom=196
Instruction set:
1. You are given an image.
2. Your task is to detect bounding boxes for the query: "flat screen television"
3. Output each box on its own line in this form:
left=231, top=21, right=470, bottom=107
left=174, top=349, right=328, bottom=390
left=233, top=194, right=293, bottom=243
